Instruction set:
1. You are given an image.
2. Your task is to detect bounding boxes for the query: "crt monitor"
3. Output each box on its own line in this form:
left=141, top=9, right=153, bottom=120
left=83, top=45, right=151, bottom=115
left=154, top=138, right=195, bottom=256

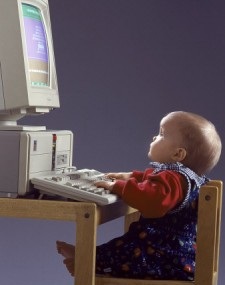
left=0, top=0, right=59, bottom=130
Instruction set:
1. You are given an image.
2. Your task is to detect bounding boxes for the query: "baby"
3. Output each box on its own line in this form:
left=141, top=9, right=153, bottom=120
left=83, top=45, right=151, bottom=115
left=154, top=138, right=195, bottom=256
left=57, top=111, right=222, bottom=280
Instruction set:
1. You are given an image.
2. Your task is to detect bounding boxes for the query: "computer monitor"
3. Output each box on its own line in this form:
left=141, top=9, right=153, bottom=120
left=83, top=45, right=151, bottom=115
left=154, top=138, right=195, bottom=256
left=0, top=0, right=59, bottom=130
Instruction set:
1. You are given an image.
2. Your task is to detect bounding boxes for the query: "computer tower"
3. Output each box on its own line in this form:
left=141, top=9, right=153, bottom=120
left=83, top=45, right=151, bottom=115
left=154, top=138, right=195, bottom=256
left=0, top=130, right=73, bottom=197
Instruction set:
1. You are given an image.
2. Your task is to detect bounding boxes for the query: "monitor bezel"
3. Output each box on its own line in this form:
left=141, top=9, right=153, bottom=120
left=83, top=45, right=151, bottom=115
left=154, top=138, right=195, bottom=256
left=0, top=0, right=60, bottom=122
left=18, top=0, right=59, bottom=109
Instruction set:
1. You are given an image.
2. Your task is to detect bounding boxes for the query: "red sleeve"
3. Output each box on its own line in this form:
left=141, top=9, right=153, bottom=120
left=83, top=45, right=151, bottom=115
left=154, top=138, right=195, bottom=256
left=111, top=170, right=187, bottom=218
left=130, top=170, right=145, bottom=182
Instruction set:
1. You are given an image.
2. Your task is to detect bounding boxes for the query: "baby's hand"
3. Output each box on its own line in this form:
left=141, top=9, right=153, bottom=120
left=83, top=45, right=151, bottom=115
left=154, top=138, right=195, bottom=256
left=94, top=180, right=115, bottom=191
left=105, top=172, right=132, bottom=181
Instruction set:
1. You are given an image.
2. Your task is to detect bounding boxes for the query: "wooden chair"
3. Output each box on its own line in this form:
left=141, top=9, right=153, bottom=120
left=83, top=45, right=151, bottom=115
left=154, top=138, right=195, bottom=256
left=95, top=180, right=223, bottom=285
left=0, top=180, right=222, bottom=285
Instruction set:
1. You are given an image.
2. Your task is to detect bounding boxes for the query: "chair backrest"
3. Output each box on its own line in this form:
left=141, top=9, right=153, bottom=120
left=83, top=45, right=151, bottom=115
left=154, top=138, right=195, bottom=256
left=195, top=180, right=223, bottom=285
left=95, top=180, right=223, bottom=285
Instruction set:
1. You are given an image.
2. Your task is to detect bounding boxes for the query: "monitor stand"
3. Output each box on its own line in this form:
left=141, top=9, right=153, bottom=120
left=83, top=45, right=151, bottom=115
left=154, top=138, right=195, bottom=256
left=0, top=110, right=46, bottom=131
left=0, top=122, right=46, bottom=131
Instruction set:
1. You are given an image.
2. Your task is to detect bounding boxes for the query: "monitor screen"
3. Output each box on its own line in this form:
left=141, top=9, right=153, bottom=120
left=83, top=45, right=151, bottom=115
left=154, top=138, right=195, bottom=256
left=22, top=3, right=49, bottom=87
left=0, top=0, right=60, bottom=129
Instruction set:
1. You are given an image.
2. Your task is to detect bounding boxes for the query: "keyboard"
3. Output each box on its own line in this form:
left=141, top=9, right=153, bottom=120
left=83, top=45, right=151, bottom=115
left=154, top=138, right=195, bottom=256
left=31, top=168, right=118, bottom=205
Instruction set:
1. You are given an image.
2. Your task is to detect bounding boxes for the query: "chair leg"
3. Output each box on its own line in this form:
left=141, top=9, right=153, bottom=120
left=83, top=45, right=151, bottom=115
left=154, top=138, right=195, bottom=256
left=124, top=211, right=140, bottom=232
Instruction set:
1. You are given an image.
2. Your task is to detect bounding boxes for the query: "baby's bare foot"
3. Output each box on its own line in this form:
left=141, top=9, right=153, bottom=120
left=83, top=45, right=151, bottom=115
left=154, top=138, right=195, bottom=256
left=63, top=258, right=75, bottom=276
left=56, top=240, right=75, bottom=259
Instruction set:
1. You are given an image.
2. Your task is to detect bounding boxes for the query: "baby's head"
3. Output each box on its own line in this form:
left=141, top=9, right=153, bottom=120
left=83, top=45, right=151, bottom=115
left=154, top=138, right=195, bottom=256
left=149, top=111, right=222, bottom=175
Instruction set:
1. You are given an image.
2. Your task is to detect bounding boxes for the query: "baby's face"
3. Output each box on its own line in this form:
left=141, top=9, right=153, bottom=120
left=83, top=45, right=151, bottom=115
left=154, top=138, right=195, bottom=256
left=148, top=116, right=183, bottom=163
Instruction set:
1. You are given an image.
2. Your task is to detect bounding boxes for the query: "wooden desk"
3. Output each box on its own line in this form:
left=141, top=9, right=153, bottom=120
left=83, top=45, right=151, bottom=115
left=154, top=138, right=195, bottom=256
left=0, top=198, right=137, bottom=285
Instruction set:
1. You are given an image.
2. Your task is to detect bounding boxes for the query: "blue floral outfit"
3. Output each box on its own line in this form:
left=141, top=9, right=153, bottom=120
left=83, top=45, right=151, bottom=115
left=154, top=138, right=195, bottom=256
left=96, top=162, right=208, bottom=280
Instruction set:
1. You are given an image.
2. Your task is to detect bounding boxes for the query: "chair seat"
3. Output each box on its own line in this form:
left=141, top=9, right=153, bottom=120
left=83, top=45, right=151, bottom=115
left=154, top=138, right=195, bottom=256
left=95, top=276, right=193, bottom=285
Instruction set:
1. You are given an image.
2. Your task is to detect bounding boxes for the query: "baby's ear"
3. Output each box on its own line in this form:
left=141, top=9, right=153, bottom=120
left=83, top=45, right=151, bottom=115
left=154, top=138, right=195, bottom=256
left=173, top=147, right=187, bottom=162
